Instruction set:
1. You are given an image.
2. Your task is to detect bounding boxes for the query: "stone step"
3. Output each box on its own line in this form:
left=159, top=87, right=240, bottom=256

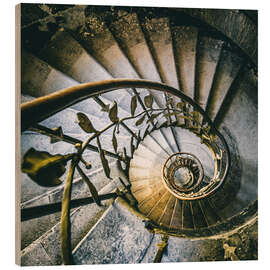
left=159, top=127, right=179, bottom=153
left=108, top=11, right=161, bottom=83
left=171, top=25, right=198, bottom=99
left=213, top=68, right=257, bottom=219
left=71, top=11, right=139, bottom=79
left=21, top=161, right=118, bottom=250
left=21, top=175, right=124, bottom=266
left=141, top=217, right=257, bottom=263
left=144, top=129, right=173, bottom=157
left=139, top=16, right=178, bottom=89
left=169, top=199, right=183, bottom=229
left=182, top=200, right=194, bottom=229
left=21, top=50, right=78, bottom=97
left=194, top=34, right=223, bottom=110
left=72, top=197, right=153, bottom=265
left=159, top=195, right=177, bottom=227
left=190, top=200, right=208, bottom=229
left=205, top=46, right=244, bottom=121
left=38, top=29, right=112, bottom=83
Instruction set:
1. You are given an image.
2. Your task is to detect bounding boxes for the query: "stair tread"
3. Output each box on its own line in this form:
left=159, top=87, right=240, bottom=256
left=147, top=191, right=170, bottom=223
left=140, top=16, right=179, bottom=89
left=206, top=47, right=244, bottom=121
left=158, top=195, right=177, bottom=227
left=137, top=186, right=167, bottom=215
left=131, top=180, right=163, bottom=202
left=21, top=173, right=122, bottom=266
left=21, top=50, right=78, bottom=97
left=159, top=127, right=179, bottom=153
left=190, top=200, right=208, bottom=229
left=72, top=198, right=153, bottom=264
left=182, top=201, right=194, bottom=229
left=171, top=25, right=198, bottom=99
left=35, top=29, right=141, bottom=114
left=169, top=199, right=183, bottom=229
left=39, top=30, right=112, bottom=83
left=71, top=11, right=138, bottom=79
left=108, top=12, right=161, bottom=82
left=195, top=35, right=223, bottom=110
left=21, top=162, right=119, bottom=250
left=199, top=199, right=221, bottom=226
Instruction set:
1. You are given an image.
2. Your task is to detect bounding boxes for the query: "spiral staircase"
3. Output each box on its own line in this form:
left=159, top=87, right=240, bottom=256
left=17, top=4, right=258, bottom=265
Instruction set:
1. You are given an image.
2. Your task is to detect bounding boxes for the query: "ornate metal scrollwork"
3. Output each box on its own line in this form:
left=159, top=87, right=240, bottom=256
left=21, top=79, right=230, bottom=264
left=162, top=153, right=204, bottom=197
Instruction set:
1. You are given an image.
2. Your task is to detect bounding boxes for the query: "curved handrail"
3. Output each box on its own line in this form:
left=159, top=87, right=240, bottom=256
left=21, top=78, right=230, bottom=186
left=22, top=79, right=221, bottom=135
left=21, top=78, right=231, bottom=264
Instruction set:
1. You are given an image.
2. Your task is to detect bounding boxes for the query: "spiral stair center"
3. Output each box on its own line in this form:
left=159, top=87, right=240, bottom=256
left=162, top=152, right=204, bottom=195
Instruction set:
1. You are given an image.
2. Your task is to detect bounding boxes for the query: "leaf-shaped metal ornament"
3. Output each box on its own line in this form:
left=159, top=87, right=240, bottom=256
left=130, top=95, right=137, bottom=116
left=101, top=104, right=110, bottom=112
left=76, top=165, right=101, bottom=206
left=191, top=111, right=200, bottom=123
left=144, top=94, right=153, bottom=108
left=50, top=126, right=64, bottom=144
left=112, top=132, right=118, bottom=153
left=109, top=101, right=119, bottom=123
left=164, top=112, right=192, bottom=121
left=80, top=156, right=92, bottom=169
left=209, top=134, right=216, bottom=142
left=146, top=112, right=162, bottom=124
left=164, top=111, right=179, bottom=118
left=202, top=124, right=210, bottom=135
left=96, top=136, right=111, bottom=179
left=176, top=102, right=185, bottom=111
left=77, top=112, right=97, bottom=133
left=135, top=113, right=146, bottom=126
left=21, top=148, right=73, bottom=187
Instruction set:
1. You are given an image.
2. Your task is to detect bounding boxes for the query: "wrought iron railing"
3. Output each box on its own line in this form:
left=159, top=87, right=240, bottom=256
left=20, top=79, right=230, bottom=264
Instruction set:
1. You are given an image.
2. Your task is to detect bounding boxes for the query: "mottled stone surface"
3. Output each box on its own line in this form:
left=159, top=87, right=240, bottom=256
left=73, top=199, right=153, bottom=264
left=21, top=3, right=74, bottom=26
left=162, top=237, right=224, bottom=262
left=142, top=217, right=257, bottom=263
left=181, top=9, right=257, bottom=65
left=140, top=234, right=162, bottom=263
left=21, top=242, right=54, bottom=266
left=21, top=177, right=122, bottom=266
left=21, top=50, right=78, bottom=97
left=21, top=163, right=120, bottom=250
left=206, top=48, right=243, bottom=121
left=108, top=12, right=161, bottom=82
left=215, top=68, right=257, bottom=218
left=195, top=35, right=223, bottom=110
left=171, top=25, right=198, bottom=99
left=140, top=16, right=179, bottom=89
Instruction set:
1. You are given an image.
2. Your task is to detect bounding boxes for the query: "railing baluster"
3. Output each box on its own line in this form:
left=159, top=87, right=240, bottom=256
left=60, top=157, right=77, bottom=265
left=153, top=235, right=169, bottom=263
